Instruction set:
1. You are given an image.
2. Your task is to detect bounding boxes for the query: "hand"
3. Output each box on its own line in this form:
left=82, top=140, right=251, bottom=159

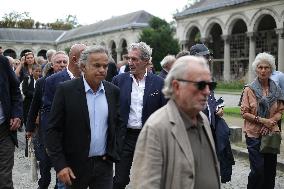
left=216, top=107, right=224, bottom=117
left=57, top=167, right=76, bottom=186
left=260, top=126, right=270, bottom=136
left=261, top=118, right=277, bottom=129
left=26, top=132, right=33, bottom=139
left=9, top=118, right=21, bottom=131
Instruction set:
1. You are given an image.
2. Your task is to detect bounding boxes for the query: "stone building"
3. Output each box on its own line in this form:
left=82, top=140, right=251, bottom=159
left=0, top=10, right=153, bottom=63
left=174, top=0, right=284, bottom=82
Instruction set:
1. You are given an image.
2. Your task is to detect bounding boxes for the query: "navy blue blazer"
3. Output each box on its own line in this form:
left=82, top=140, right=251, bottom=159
left=0, top=55, right=23, bottom=145
left=41, top=69, right=70, bottom=138
left=112, top=72, right=166, bottom=126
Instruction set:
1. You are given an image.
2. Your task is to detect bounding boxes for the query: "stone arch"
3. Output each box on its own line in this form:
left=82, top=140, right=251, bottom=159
left=183, top=22, right=202, bottom=40
left=250, top=8, right=281, bottom=32
left=37, top=49, right=47, bottom=59
left=20, top=49, right=33, bottom=58
left=225, top=13, right=249, bottom=35
left=118, top=38, right=128, bottom=58
left=3, top=49, right=17, bottom=59
left=203, top=18, right=224, bottom=38
left=184, top=24, right=201, bottom=50
left=100, top=42, right=106, bottom=47
left=109, top=40, right=117, bottom=62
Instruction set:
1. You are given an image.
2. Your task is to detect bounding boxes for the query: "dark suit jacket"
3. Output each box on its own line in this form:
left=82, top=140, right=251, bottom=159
left=105, top=62, right=118, bottom=82
left=41, top=69, right=70, bottom=134
left=25, top=76, right=46, bottom=132
left=158, top=69, right=168, bottom=79
left=22, top=75, right=35, bottom=123
left=0, top=55, right=23, bottom=146
left=112, top=72, right=166, bottom=126
left=46, top=78, right=124, bottom=179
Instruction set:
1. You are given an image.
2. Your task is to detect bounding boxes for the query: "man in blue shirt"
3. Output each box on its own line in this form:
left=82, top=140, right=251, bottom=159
left=46, top=45, right=124, bottom=188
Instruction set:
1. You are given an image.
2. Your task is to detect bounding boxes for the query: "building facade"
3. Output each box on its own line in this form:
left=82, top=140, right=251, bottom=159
left=174, top=0, right=284, bottom=82
left=0, top=10, right=153, bottom=63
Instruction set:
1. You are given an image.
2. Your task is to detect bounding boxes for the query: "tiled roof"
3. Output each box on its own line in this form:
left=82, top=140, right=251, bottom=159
left=174, top=0, right=255, bottom=18
left=0, top=28, right=65, bottom=44
left=58, top=10, right=153, bottom=43
left=0, top=10, right=153, bottom=44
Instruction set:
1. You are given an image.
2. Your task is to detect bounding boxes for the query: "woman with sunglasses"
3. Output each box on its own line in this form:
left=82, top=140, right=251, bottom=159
left=241, top=52, right=284, bottom=189
left=15, top=51, right=37, bottom=82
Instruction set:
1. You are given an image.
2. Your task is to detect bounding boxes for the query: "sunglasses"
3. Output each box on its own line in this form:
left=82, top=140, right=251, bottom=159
left=176, top=79, right=217, bottom=91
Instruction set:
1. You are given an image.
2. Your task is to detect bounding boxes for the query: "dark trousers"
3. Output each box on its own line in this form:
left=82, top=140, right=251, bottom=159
left=0, top=135, right=15, bottom=189
left=246, top=136, right=277, bottom=189
left=67, top=157, right=113, bottom=189
left=33, top=134, right=52, bottom=189
left=113, top=129, right=140, bottom=189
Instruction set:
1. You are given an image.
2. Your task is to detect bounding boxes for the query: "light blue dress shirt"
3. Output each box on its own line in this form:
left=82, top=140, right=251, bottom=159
left=0, top=101, right=5, bottom=124
left=83, top=77, right=108, bottom=157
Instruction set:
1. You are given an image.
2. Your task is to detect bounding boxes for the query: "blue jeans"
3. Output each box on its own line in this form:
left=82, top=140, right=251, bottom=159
left=246, top=136, right=277, bottom=189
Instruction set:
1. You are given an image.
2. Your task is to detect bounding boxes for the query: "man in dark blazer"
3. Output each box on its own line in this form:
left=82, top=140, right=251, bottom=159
left=0, top=55, right=23, bottom=188
left=46, top=45, right=125, bottom=189
left=112, top=42, right=166, bottom=189
left=25, top=51, right=69, bottom=189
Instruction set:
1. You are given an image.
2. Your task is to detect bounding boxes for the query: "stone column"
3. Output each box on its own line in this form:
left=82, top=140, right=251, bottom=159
left=276, top=28, right=284, bottom=72
left=116, top=48, right=122, bottom=63
left=180, top=40, right=188, bottom=50
left=247, top=32, right=256, bottom=82
left=222, top=35, right=231, bottom=81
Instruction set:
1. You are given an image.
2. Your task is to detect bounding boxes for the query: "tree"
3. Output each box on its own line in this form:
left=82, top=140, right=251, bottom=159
left=0, top=11, right=34, bottom=28
left=139, top=17, right=180, bottom=71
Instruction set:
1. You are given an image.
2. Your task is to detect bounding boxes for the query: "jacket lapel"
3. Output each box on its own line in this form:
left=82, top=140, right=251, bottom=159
left=77, top=77, right=90, bottom=131
left=142, top=74, right=153, bottom=107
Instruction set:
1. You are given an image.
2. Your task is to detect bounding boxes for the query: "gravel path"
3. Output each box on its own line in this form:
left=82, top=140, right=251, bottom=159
left=12, top=135, right=284, bottom=189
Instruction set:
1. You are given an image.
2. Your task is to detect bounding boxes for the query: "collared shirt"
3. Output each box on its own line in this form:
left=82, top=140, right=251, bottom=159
left=0, top=101, right=5, bottom=124
left=67, top=67, right=76, bottom=79
left=127, top=72, right=147, bottom=129
left=179, top=110, right=219, bottom=189
left=83, top=77, right=108, bottom=157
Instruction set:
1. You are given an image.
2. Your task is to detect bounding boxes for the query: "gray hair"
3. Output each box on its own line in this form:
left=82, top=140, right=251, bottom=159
left=128, top=42, right=152, bottom=61
left=46, top=49, right=56, bottom=62
left=160, top=55, right=176, bottom=68
left=51, top=51, right=68, bottom=64
left=79, top=45, right=109, bottom=66
left=162, top=55, right=209, bottom=99
left=252, top=52, right=276, bottom=73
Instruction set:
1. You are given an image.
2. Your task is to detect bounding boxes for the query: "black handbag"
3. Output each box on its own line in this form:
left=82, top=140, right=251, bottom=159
left=260, top=132, right=282, bottom=154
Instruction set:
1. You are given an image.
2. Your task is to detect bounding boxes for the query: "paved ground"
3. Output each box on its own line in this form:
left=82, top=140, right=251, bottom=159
left=11, top=93, right=284, bottom=188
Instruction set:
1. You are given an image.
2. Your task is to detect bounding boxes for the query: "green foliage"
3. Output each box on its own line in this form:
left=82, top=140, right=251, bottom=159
left=216, top=80, right=245, bottom=91
left=139, top=17, right=180, bottom=71
left=64, top=47, right=71, bottom=55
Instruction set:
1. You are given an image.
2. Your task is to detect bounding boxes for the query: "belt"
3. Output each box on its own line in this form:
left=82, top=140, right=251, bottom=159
left=91, top=155, right=108, bottom=161
left=127, top=128, right=141, bottom=134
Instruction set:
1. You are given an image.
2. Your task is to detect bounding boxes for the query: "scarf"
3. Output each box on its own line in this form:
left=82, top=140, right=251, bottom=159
left=248, top=78, right=284, bottom=118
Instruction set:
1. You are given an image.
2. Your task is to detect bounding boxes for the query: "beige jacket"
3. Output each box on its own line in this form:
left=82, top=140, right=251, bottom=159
left=130, top=100, right=220, bottom=189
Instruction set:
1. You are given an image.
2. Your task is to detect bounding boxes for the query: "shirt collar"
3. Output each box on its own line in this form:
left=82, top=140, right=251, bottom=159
left=130, top=69, right=148, bottom=80
left=82, top=76, right=105, bottom=94
left=67, top=67, right=75, bottom=79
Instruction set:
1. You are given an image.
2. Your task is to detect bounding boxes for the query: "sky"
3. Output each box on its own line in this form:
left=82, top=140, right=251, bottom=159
left=0, top=0, right=190, bottom=25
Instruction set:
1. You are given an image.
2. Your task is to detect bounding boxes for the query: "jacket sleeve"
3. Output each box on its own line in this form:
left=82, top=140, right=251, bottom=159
left=45, top=83, right=67, bottom=173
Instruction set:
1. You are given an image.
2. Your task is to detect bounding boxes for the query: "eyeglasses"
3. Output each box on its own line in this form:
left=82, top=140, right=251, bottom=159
left=176, top=79, right=217, bottom=91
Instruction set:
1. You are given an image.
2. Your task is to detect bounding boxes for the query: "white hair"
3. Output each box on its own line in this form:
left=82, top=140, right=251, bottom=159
left=162, top=55, right=208, bottom=99
left=160, top=55, right=176, bottom=68
left=252, top=52, right=276, bottom=73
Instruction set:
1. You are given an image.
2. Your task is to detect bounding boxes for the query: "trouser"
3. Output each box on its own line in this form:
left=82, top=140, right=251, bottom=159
left=67, top=156, right=113, bottom=189
left=246, top=136, right=277, bottom=189
left=113, top=129, right=140, bottom=189
left=0, top=135, right=15, bottom=189
left=33, top=132, right=52, bottom=189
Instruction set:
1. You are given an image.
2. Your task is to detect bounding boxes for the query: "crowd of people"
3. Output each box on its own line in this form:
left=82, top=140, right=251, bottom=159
left=0, top=42, right=283, bottom=189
